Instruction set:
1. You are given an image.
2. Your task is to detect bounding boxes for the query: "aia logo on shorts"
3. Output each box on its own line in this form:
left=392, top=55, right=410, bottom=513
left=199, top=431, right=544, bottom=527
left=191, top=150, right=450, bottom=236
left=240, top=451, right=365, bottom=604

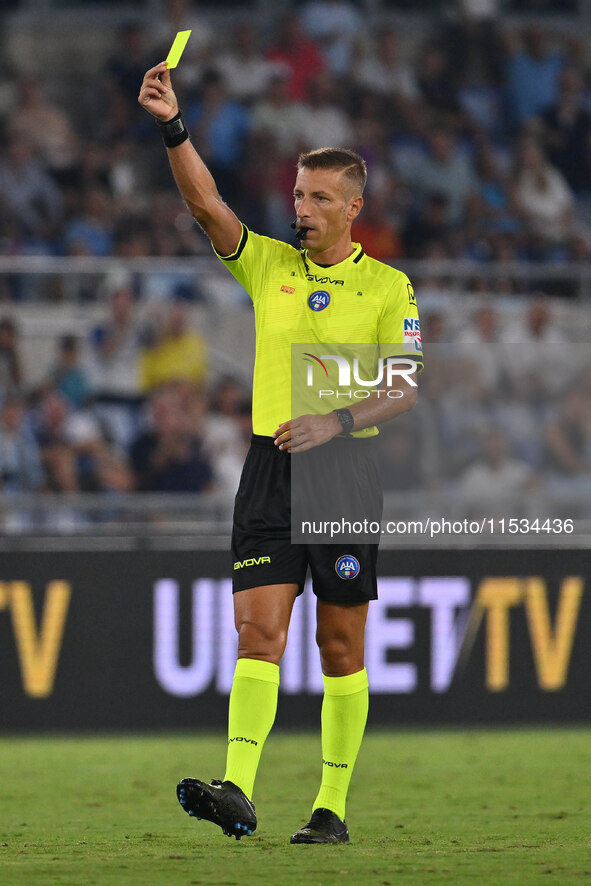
left=308, top=290, right=331, bottom=311
left=335, top=555, right=360, bottom=580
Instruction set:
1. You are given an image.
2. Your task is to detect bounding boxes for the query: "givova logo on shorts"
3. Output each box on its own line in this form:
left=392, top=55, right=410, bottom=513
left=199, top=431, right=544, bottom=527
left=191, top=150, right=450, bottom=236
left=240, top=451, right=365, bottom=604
left=335, top=555, right=360, bottom=580
left=234, top=556, right=271, bottom=570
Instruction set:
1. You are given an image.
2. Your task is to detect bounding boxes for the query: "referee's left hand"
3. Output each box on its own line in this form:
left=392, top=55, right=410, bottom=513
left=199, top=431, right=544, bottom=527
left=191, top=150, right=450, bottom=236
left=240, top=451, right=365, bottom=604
left=273, top=413, right=341, bottom=453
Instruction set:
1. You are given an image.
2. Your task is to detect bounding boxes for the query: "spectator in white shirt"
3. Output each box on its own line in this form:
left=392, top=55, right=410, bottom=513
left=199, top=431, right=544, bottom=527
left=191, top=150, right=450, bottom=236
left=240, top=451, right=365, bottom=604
left=0, top=136, right=62, bottom=238
left=300, top=0, right=364, bottom=75
left=251, top=72, right=307, bottom=156
left=0, top=395, right=43, bottom=492
left=407, top=126, right=478, bottom=226
left=299, top=73, right=353, bottom=150
left=512, top=135, right=575, bottom=243
left=87, top=281, right=142, bottom=449
left=454, top=428, right=538, bottom=520
left=214, top=21, right=284, bottom=105
left=355, top=29, right=419, bottom=103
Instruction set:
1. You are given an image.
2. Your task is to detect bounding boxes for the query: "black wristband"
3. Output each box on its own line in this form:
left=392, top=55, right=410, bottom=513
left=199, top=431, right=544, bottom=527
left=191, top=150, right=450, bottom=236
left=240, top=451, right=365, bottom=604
left=156, top=110, right=189, bottom=148
left=333, top=407, right=355, bottom=435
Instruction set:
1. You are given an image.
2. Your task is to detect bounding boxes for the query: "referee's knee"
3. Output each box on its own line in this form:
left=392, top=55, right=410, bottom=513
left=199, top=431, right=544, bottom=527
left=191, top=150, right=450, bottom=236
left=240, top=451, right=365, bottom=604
left=317, top=636, right=362, bottom=677
left=237, top=620, right=288, bottom=665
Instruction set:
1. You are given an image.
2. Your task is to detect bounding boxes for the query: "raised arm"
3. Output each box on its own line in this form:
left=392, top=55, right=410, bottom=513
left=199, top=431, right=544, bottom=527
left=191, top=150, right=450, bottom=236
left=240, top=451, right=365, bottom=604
left=138, top=62, right=242, bottom=256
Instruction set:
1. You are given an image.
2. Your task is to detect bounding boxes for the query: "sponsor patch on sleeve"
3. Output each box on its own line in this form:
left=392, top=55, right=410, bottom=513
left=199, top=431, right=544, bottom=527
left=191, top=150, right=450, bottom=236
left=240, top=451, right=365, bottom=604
left=403, top=317, right=422, bottom=352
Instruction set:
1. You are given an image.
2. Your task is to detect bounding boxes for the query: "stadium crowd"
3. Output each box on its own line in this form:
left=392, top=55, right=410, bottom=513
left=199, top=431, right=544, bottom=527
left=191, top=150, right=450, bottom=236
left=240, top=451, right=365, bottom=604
left=2, top=0, right=591, bottom=275
left=0, top=0, right=591, bottom=518
left=377, top=299, right=591, bottom=520
left=1, top=290, right=590, bottom=521
left=0, top=285, right=254, bottom=499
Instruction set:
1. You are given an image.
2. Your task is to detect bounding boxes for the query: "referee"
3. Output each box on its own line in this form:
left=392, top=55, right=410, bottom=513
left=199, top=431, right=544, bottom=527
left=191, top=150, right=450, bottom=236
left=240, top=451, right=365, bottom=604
left=139, top=61, right=423, bottom=844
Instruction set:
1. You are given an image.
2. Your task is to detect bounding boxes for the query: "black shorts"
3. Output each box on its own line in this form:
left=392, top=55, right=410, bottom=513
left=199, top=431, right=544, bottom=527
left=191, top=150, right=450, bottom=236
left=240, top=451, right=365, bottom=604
left=231, top=435, right=381, bottom=604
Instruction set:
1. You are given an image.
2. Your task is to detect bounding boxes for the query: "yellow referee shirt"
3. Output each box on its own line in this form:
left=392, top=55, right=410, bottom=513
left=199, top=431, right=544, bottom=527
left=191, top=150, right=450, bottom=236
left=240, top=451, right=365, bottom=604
left=215, top=225, right=423, bottom=437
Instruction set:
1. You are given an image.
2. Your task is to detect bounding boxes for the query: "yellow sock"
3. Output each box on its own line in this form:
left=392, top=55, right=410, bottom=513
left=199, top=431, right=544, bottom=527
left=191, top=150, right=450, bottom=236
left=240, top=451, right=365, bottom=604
left=313, top=668, right=369, bottom=821
left=223, top=658, right=279, bottom=800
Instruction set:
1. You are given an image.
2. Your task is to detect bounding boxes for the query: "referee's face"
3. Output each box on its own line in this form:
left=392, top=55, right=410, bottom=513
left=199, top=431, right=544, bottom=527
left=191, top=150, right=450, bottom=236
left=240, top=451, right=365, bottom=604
left=293, top=167, right=363, bottom=260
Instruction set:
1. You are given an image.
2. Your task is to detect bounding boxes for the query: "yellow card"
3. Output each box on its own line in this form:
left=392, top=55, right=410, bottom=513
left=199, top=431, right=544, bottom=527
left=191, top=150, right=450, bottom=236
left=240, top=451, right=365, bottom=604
left=166, top=30, right=192, bottom=69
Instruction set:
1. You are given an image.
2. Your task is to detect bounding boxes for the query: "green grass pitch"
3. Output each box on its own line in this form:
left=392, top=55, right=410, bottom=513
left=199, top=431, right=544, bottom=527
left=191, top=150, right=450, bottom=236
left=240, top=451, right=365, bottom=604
left=0, top=729, right=589, bottom=885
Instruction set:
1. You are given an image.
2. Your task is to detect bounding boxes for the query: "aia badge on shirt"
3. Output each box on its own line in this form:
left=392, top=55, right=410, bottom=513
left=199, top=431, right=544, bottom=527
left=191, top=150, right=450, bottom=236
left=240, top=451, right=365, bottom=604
left=335, top=555, right=360, bottom=580
left=308, top=290, right=331, bottom=311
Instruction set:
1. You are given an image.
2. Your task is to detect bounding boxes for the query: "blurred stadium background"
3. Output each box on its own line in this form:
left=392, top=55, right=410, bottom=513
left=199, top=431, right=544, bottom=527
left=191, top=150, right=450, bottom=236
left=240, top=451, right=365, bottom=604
left=0, top=0, right=589, bottom=746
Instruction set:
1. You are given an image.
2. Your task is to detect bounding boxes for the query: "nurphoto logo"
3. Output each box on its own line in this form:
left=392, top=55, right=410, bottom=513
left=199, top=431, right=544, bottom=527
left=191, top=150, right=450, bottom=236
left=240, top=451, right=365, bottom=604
left=303, top=353, right=417, bottom=400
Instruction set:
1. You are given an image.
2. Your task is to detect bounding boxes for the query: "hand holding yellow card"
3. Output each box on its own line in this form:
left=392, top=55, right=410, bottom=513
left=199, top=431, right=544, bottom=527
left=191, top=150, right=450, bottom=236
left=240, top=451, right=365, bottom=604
left=166, top=30, right=192, bottom=69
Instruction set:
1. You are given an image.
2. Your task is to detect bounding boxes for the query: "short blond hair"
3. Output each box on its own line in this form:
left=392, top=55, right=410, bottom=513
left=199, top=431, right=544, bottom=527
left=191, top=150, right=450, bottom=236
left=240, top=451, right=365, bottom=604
left=297, top=148, right=367, bottom=196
